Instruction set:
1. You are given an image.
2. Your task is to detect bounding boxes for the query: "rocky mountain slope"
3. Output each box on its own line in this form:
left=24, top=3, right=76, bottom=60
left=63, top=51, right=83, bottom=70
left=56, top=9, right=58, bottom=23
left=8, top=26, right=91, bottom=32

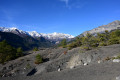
left=0, top=27, right=74, bottom=42
left=0, top=44, right=120, bottom=80
left=79, top=20, right=120, bottom=37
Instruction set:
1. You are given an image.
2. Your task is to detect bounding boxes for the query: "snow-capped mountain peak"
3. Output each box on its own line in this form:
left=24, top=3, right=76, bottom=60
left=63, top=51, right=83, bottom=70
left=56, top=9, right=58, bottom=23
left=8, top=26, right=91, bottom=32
left=39, top=32, right=74, bottom=41
left=0, top=27, right=74, bottom=41
left=10, top=27, right=17, bottom=30
left=27, top=31, right=42, bottom=37
left=0, top=27, right=28, bottom=36
left=0, top=27, right=16, bottom=33
left=52, top=32, right=58, bottom=35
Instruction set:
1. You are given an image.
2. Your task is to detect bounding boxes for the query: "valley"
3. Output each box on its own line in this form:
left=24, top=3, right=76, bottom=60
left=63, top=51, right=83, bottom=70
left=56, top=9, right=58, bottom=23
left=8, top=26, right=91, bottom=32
left=0, top=20, right=120, bottom=80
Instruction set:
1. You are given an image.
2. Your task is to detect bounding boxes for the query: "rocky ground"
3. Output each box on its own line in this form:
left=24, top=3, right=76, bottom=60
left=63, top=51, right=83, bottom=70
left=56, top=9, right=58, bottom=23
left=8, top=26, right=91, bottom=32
left=0, top=44, right=120, bottom=80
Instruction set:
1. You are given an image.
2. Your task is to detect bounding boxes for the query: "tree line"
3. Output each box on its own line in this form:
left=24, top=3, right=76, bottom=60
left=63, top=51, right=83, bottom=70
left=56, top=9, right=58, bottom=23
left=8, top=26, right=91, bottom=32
left=59, top=29, right=120, bottom=50
left=0, top=40, right=23, bottom=64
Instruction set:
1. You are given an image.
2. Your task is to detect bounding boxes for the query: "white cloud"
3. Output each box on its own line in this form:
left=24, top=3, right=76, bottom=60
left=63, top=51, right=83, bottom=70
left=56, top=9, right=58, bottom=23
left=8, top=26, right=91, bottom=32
left=60, top=0, right=69, bottom=7
left=59, top=0, right=87, bottom=9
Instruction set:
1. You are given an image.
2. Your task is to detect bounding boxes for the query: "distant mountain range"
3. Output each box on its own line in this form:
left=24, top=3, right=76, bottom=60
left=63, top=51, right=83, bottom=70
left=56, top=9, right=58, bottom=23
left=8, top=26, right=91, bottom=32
left=0, top=31, right=54, bottom=50
left=0, top=20, right=120, bottom=50
left=79, top=20, right=120, bottom=37
left=0, top=27, right=74, bottom=50
left=0, top=27, right=74, bottom=42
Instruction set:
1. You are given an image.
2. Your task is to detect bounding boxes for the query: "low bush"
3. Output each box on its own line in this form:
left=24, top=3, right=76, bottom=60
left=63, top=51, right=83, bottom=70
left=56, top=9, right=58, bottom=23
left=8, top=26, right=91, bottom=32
left=26, top=63, right=31, bottom=69
left=99, top=42, right=107, bottom=46
left=112, top=55, right=120, bottom=59
left=33, top=47, right=39, bottom=51
left=34, top=54, right=43, bottom=64
left=82, top=46, right=91, bottom=50
left=108, top=38, right=120, bottom=45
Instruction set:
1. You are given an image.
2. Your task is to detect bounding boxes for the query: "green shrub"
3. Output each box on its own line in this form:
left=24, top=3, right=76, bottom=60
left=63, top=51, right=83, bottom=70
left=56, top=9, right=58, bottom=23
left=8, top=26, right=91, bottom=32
left=68, top=47, right=72, bottom=50
left=116, top=55, right=120, bottom=59
left=34, top=54, right=43, bottom=64
left=58, top=39, right=67, bottom=48
left=112, top=55, right=120, bottom=59
left=108, top=38, right=120, bottom=45
left=82, top=46, right=91, bottom=50
left=114, top=30, right=120, bottom=37
left=99, top=42, right=107, bottom=46
left=26, top=63, right=31, bottom=69
left=67, top=42, right=77, bottom=50
left=16, top=47, right=23, bottom=57
left=66, top=29, right=120, bottom=50
left=33, top=47, right=39, bottom=51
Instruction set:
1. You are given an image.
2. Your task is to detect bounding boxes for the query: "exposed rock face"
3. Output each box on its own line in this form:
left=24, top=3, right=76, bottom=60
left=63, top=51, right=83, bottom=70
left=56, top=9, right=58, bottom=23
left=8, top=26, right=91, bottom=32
left=66, top=55, right=83, bottom=69
left=79, top=20, right=120, bottom=37
left=66, top=44, right=120, bottom=69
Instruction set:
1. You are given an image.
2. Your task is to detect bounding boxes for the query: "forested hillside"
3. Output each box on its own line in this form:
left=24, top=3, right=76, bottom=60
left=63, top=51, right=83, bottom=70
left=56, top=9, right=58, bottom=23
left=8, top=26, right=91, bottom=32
left=0, top=31, right=54, bottom=50
left=59, top=29, right=120, bottom=50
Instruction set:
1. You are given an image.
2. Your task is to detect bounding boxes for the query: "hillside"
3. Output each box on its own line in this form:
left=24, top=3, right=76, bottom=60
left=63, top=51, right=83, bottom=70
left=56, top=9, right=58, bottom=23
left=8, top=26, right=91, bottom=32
left=0, top=31, right=53, bottom=50
left=0, top=20, right=120, bottom=80
left=78, top=20, right=120, bottom=37
left=0, top=0, right=120, bottom=79
left=0, top=44, right=120, bottom=80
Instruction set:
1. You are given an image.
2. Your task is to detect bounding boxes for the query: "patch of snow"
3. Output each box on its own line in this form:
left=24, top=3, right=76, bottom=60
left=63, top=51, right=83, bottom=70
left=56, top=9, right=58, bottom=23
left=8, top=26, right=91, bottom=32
left=27, top=31, right=41, bottom=37
left=0, top=27, right=28, bottom=35
left=40, top=32, right=74, bottom=40
left=10, top=27, right=17, bottom=30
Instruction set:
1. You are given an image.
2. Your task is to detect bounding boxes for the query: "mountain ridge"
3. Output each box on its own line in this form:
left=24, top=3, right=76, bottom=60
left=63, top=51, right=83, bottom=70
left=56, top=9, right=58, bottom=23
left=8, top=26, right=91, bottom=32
left=0, top=31, right=53, bottom=50
left=0, top=27, right=74, bottom=41
left=79, top=20, right=120, bottom=37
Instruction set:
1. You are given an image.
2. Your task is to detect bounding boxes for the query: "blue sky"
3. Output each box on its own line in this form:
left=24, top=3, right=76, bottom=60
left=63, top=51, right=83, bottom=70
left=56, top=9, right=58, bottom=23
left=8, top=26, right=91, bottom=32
left=0, top=0, right=120, bottom=36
